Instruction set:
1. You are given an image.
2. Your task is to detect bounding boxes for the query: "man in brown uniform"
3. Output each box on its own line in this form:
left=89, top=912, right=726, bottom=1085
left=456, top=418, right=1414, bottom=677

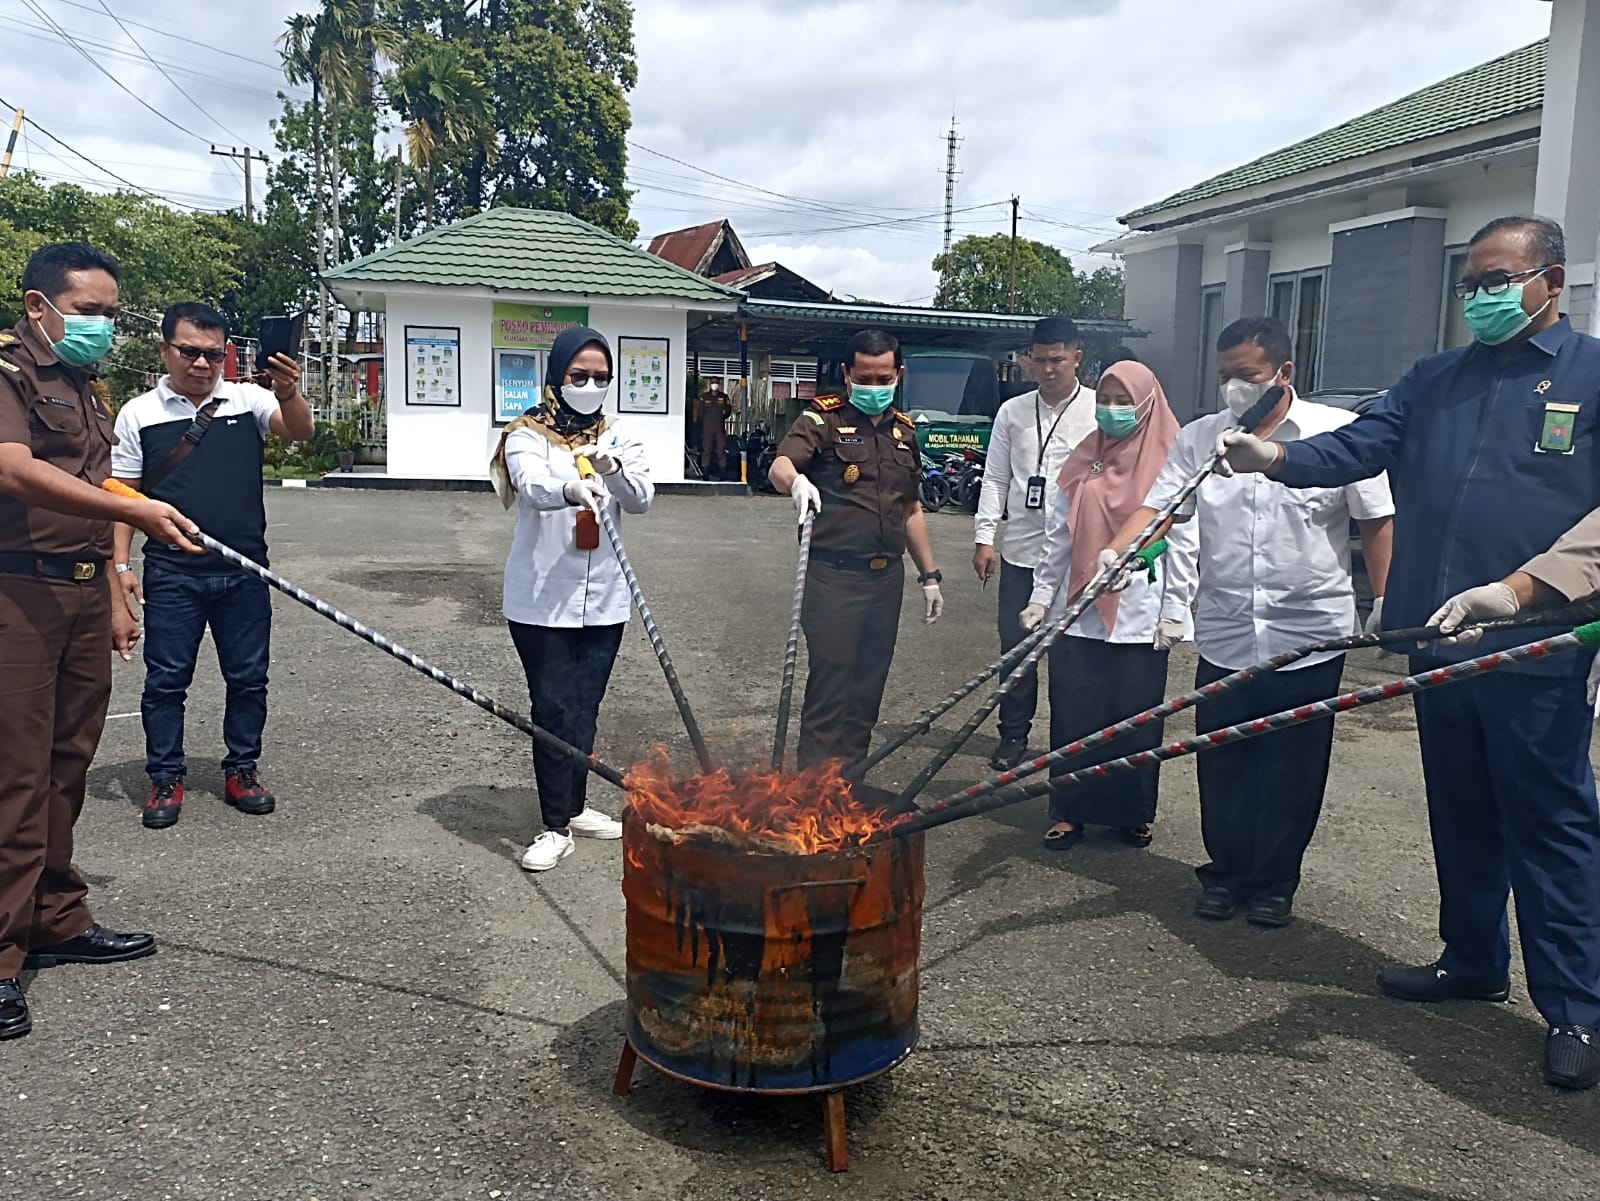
left=0, top=242, right=201, bottom=1040
left=769, top=329, right=944, bottom=768
left=699, top=384, right=732, bottom=474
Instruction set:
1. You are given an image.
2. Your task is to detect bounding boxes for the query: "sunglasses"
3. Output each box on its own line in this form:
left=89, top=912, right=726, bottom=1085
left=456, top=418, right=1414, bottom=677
left=168, top=343, right=227, bottom=364
left=567, top=371, right=612, bottom=386
left=1451, top=264, right=1552, bottom=301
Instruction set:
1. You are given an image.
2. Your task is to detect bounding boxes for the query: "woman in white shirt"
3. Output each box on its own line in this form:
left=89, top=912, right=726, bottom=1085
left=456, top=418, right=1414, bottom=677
left=489, top=327, right=653, bottom=873
left=1020, top=361, right=1192, bottom=852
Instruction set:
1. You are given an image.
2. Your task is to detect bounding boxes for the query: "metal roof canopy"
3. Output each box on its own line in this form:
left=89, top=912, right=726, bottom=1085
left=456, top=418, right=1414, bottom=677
left=690, top=298, right=1140, bottom=358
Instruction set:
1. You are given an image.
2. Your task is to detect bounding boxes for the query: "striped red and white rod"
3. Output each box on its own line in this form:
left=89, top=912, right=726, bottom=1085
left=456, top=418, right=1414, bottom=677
left=888, top=387, right=1288, bottom=809
left=100, top=479, right=628, bottom=788
left=772, top=514, right=815, bottom=771
left=931, top=598, right=1600, bottom=813
left=889, top=620, right=1600, bottom=839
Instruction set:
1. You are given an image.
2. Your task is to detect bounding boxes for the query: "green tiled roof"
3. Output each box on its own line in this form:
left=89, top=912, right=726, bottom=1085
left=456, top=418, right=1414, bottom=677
left=741, top=299, right=1130, bottom=334
left=323, top=207, right=740, bottom=303
left=1123, top=38, right=1546, bottom=224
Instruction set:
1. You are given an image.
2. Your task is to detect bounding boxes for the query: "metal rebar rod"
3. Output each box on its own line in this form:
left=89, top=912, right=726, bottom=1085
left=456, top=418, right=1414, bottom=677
left=892, top=622, right=1600, bottom=838
left=592, top=501, right=716, bottom=775
left=928, top=598, right=1600, bottom=812
left=101, top=481, right=626, bottom=788
left=772, top=515, right=815, bottom=771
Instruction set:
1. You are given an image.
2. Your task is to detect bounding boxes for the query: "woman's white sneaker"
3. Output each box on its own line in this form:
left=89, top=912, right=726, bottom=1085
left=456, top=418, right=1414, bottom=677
left=520, top=830, right=574, bottom=871
left=567, top=808, right=623, bottom=839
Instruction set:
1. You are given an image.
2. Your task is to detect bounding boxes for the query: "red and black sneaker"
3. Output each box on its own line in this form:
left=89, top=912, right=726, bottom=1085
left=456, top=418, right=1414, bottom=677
left=224, top=768, right=276, bottom=816
left=143, top=780, right=183, bottom=829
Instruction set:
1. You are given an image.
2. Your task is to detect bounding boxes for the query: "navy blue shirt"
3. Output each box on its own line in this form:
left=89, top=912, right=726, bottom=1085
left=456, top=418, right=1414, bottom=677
left=1277, top=317, right=1600, bottom=676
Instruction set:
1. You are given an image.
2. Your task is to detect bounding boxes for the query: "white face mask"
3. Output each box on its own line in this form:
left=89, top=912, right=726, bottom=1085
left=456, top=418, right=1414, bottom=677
left=561, top=381, right=609, bottom=414
left=1219, top=374, right=1279, bottom=418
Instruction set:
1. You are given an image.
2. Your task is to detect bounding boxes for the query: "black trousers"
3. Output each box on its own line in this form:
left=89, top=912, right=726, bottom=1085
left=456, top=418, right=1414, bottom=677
left=797, top=559, right=903, bottom=769
left=1193, top=654, right=1346, bottom=900
left=508, top=622, right=625, bottom=831
left=1047, top=636, right=1169, bottom=827
left=996, top=558, right=1038, bottom=742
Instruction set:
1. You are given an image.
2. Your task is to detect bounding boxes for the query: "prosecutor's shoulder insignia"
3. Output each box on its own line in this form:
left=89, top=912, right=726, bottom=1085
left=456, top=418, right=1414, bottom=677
left=894, top=410, right=916, bottom=429
left=0, top=358, right=18, bottom=373
left=803, top=410, right=825, bottom=426
left=0, top=332, right=18, bottom=346
left=812, top=394, right=845, bottom=412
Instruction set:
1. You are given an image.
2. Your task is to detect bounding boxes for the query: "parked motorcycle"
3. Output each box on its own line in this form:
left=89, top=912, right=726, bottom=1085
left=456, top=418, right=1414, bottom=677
left=920, top=453, right=950, bottom=513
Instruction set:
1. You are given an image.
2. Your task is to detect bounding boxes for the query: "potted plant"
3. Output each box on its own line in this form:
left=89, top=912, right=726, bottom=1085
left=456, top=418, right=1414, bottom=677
left=333, top=418, right=362, bottom=472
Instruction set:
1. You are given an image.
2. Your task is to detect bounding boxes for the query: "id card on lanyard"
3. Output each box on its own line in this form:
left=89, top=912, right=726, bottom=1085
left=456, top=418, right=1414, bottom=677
left=1025, top=384, right=1079, bottom=509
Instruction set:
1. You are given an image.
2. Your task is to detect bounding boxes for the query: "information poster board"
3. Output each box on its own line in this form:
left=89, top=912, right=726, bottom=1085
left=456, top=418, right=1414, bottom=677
left=490, top=303, right=588, bottom=424
left=617, top=336, right=670, bottom=414
left=494, top=349, right=543, bottom=424
left=404, top=326, right=461, bottom=407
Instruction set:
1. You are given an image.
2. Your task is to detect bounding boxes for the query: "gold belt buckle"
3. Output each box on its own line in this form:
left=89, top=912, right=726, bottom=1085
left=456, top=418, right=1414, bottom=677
left=72, top=561, right=96, bottom=581
left=868, top=556, right=890, bottom=571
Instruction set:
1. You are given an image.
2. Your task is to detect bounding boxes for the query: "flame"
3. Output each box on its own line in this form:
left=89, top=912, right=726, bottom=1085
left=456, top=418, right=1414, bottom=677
left=625, top=747, right=909, bottom=855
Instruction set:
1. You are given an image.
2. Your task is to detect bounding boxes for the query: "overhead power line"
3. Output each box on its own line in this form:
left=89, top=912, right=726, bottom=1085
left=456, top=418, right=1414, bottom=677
left=94, top=0, right=252, bottom=145
left=49, top=0, right=288, bottom=71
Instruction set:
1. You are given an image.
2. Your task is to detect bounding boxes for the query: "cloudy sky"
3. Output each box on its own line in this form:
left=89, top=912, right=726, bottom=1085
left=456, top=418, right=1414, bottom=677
left=1, top=0, right=1553, bottom=303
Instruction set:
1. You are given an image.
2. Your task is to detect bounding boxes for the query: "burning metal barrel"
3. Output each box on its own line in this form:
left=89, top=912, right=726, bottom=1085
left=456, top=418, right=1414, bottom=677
left=614, top=764, right=924, bottom=1169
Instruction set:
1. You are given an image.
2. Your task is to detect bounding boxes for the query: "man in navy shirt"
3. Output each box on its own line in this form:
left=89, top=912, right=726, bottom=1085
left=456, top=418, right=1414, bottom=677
left=1217, top=214, right=1600, bottom=1091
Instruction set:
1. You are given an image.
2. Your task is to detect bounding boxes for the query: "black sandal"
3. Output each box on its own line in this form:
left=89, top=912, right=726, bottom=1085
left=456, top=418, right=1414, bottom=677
left=1120, top=824, right=1153, bottom=848
left=1043, top=821, right=1082, bottom=851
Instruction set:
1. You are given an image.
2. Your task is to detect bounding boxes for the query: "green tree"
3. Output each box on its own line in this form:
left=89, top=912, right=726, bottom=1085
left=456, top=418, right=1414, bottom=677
left=933, top=233, right=1124, bottom=319
left=389, top=44, right=497, bottom=229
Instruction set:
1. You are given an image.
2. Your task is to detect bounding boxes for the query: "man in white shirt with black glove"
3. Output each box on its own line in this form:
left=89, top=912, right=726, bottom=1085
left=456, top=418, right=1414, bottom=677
left=972, top=317, right=1096, bottom=769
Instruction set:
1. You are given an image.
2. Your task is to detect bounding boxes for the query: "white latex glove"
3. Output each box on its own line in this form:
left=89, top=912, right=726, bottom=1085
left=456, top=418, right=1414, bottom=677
left=924, top=583, right=945, bottom=625
left=562, top=478, right=606, bottom=513
left=1096, top=548, right=1134, bottom=594
left=1153, top=618, right=1186, bottom=650
left=1019, top=603, right=1047, bottom=632
left=1427, top=581, right=1519, bottom=646
left=573, top=443, right=620, bottom=476
left=790, top=475, right=822, bottom=525
left=1363, top=596, right=1385, bottom=636
left=1586, top=652, right=1600, bottom=710
left=1213, top=430, right=1281, bottom=478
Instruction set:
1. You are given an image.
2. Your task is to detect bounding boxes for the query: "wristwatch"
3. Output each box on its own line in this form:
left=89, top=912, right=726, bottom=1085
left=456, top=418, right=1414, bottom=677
left=917, top=569, right=943, bottom=585
left=114, top=563, right=132, bottom=575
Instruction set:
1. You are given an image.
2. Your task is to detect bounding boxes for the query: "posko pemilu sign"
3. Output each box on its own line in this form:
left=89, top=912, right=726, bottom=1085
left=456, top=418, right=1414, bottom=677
left=491, top=302, right=589, bottom=424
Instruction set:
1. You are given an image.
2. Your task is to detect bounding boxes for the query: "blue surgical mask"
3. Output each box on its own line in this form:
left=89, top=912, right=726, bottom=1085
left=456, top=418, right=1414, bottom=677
left=43, top=297, right=114, bottom=367
left=1095, top=403, right=1139, bottom=439
left=1462, top=275, right=1550, bottom=346
left=848, top=383, right=896, bottom=415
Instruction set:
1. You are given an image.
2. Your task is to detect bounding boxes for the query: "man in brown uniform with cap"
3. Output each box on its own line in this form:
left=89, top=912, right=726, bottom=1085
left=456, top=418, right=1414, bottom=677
left=769, top=329, right=944, bottom=768
left=0, top=241, right=202, bottom=1040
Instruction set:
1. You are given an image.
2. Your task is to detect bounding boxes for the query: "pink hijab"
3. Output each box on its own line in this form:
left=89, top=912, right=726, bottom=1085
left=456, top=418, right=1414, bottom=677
left=1055, top=361, right=1181, bottom=631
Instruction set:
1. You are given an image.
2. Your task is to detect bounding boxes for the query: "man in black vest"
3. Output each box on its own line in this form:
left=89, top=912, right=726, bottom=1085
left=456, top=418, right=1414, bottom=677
left=112, top=302, right=313, bottom=829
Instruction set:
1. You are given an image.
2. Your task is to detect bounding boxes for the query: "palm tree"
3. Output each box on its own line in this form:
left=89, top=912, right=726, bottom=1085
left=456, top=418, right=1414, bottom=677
left=390, top=45, right=497, bottom=230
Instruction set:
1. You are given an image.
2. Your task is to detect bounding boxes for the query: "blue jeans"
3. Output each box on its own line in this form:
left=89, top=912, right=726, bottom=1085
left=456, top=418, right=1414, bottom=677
left=141, top=563, right=272, bottom=783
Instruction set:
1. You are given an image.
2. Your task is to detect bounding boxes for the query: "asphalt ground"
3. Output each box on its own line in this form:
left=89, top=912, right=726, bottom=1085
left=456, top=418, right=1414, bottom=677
left=4, top=488, right=1598, bottom=1201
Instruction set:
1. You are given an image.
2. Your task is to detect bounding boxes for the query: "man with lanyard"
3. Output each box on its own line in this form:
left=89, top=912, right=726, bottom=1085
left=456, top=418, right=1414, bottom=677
left=1219, top=214, right=1600, bottom=1091
left=769, top=329, right=944, bottom=769
left=1104, top=316, right=1395, bottom=928
left=0, top=242, right=203, bottom=1041
left=111, top=302, right=313, bottom=830
left=973, top=316, right=1096, bottom=770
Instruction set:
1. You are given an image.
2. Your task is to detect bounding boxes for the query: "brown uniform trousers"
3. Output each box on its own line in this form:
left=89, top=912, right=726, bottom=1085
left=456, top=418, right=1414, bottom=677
left=776, top=395, right=921, bottom=769
left=0, top=319, right=114, bottom=978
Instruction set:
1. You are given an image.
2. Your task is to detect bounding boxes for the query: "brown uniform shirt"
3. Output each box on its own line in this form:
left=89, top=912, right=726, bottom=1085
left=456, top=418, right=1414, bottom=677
left=0, top=319, right=115, bottom=558
left=776, top=395, right=921, bottom=556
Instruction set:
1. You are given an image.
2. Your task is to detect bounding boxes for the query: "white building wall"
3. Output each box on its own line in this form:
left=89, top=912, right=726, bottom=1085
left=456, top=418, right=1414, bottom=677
left=382, top=289, right=691, bottom=483
left=1438, top=162, right=1539, bottom=247
left=1200, top=239, right=1228, bottom=287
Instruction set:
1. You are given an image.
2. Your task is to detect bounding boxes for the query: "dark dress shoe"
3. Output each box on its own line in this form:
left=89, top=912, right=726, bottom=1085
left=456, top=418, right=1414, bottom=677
left=1545, top=1026, right=1600, bottom=1090
left=0, top=979, right=29, bottom=1040
left=1194, top=886, right=1240, bottom=921
left=23, top=924, right=156, bottom=969
left=1246, top=895, right=1294, bottom=927
left=989, top=737, right=1029, bottom=772
left=1377, top=961, right=1510, bottom=1003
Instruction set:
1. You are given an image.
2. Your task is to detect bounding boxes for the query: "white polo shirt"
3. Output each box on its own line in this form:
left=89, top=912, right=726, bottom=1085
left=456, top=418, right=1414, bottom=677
left=111, top=376, right=280, bottom=479
left=1143, top=394, right=1394, bottom=670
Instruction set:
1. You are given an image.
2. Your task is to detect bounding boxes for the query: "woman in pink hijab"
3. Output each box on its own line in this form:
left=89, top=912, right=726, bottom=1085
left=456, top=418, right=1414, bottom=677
left=1018, top=359, right=1196, bottom=850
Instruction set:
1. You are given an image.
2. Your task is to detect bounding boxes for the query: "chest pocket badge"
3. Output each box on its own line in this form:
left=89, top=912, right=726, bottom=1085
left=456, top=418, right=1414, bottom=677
left=1538, top=401, right=1579, bottom=455
left=843, top=463, right=861, bottom=485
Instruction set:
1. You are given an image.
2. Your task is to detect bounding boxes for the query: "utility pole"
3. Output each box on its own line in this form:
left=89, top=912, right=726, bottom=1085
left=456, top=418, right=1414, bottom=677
left=394, top=150, right=403, bottom=244
left=1009, top=196, right=1020, bottom=313
left=941, top=115, right=962, bottom=254
left=1, top=107, right=21, bottom=178
left=211, top=145, right=268, bottom=221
